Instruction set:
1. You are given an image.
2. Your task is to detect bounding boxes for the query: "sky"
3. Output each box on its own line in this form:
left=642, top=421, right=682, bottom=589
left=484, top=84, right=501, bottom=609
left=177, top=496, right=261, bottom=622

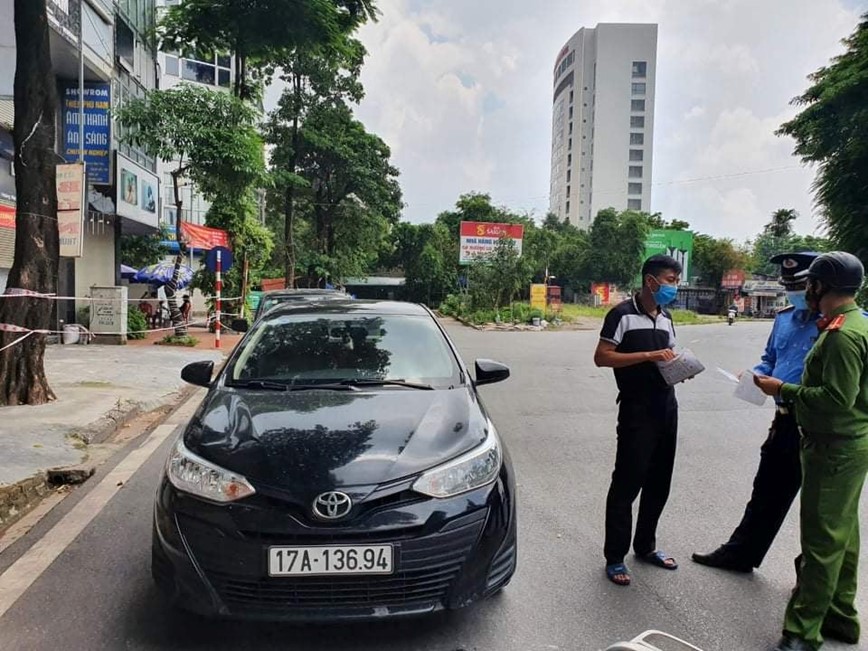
left=268, top=0, right=863, bottom=242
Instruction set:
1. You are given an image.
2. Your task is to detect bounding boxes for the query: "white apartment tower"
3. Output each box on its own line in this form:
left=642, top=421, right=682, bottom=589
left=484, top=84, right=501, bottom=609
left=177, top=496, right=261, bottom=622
left=549, top=24, right=658, bottom=227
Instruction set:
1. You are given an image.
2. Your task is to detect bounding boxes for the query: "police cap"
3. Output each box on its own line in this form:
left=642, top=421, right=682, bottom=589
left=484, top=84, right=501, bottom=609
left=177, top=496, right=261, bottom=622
left=769, top=252, right=820, bottom=287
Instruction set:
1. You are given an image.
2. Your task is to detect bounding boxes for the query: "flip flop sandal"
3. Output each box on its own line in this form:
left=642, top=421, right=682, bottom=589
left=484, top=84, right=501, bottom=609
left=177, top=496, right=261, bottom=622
left=637, top=550, right=678, bottom=570
left=605, top=563, right=631, bottom=586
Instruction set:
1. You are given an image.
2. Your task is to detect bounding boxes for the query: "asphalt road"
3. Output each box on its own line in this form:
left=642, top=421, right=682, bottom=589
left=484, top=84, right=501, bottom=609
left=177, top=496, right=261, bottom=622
left=0, top=321, right=863, bottom=651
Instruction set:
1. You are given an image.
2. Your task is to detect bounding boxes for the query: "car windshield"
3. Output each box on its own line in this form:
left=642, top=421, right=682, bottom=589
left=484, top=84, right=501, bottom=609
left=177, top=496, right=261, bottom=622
left=227, top=313, right=461, bottom=388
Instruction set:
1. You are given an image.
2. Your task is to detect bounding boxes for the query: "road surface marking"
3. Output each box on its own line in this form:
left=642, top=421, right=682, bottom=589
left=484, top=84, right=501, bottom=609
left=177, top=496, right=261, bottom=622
left=0, top=391, right=202, bottom=621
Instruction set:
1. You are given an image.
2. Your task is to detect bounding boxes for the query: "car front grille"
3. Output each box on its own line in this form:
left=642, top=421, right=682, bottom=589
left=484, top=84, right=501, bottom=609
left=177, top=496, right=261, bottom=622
left=177, top=510, right=486, bottom=613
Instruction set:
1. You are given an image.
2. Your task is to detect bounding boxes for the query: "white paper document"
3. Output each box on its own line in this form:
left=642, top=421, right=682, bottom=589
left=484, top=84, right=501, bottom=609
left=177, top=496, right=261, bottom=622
left=655, top=348, right=706, bottom=386
left=716, top=368, right=768, bottom=406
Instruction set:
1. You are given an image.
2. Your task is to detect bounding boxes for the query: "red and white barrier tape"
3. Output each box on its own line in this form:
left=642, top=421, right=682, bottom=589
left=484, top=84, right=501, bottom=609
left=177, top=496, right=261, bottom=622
left=0, top=289, right=244, bottom=303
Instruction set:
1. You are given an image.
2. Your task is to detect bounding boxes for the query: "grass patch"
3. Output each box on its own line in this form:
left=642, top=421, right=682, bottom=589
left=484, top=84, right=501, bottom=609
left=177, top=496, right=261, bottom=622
left=78, top=380, right=112, bottom=388
left=155, top=335, right=199, bottom=347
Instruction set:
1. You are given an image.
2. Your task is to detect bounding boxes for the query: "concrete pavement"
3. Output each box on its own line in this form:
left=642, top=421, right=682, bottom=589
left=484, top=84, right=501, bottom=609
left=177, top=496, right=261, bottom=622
left=0, top=321, right=861, bottom=650
left=0, top=343, right=223, bottom=528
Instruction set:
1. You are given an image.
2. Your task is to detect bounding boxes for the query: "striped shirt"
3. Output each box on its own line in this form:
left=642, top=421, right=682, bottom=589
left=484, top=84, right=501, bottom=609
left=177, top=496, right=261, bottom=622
left=600, top=294, right=676, bottom=395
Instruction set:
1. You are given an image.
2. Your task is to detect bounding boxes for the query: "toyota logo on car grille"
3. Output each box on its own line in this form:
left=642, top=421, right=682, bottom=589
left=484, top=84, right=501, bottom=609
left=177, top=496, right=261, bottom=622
left=312, top=491, right=352, bottom=520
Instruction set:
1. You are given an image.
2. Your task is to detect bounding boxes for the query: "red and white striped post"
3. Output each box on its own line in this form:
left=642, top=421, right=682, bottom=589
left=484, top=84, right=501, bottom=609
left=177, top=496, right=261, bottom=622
left=215, top=249, right=222, bottom=349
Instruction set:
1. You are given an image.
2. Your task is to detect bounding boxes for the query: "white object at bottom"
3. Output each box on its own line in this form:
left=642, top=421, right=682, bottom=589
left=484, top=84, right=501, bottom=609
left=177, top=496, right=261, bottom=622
left=605, top=629, right=705, bottom=651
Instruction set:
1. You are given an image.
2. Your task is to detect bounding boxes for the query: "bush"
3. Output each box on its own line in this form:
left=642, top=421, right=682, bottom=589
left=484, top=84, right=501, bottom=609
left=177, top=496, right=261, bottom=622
left=155, top=335, right=199, bottom=347
left=127, top=306, right=147, bottom=340
left=76, top=306, right=90, bottom=326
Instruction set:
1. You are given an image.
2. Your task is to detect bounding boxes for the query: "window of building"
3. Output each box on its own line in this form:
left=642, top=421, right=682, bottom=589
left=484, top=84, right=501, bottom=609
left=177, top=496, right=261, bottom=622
left=628, top=199, right=642, bottom=210
left=164, top=55, right=179, bottom=76
left=631, top=99, right=645, bottom=112
left=630, top=133, right=644, bottom=145
left=566, top=201, right=570, bottom=213
left=628, top=183, right=642, bottom=195
left=629, top=149, right=644, bottom=162
left=632, top=61, right=647, bottom=78
left=568, top=138, right=572, bottom=149
left=568, top=154, right=572, bottom=165
left=566, top=186, right=571, bottom=197
left=570, top=90, right=574, bottom=103
left=165, top=47, right=232, bottom=88
left=631, top=82, right=646, bottom=96
left=629, top=166, right=643, bottom=178
left=569, top=123, right=573, bottom=134
left=569, top=106, right=573, bottom=119
left=630, top=116, right=645, bottom=129
left=567, top=170, right=571, bottom=183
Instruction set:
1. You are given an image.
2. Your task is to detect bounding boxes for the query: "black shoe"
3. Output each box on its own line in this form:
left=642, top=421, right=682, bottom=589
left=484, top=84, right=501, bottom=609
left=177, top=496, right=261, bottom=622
left=691, top=546, right=753, bottom=573
left=773, top=635, right=817, bottom=651
left=821, top=621, right=860, bottom=645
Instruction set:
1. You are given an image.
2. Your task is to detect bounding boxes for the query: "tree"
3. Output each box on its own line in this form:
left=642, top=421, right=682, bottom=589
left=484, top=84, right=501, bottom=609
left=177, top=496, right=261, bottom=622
left=765, top=208, right=798, bottom=238
left=114, top=84, right=265, bottom=334
left=159, top=0, right=377, bottom=100
left=266, top=39, right=366, bottom=286
left=0, top=0, right=60, bottom=406
left=290, top=102, right=401, bottom=286
left=467, top=237, right=532, bottom=309
left=693, top=235, right=749, bottom=286
left=581, top=209, right=649, bottom=287
left=778, top=15, right=868, bottom=261
left=120, top=229, right=170, bottom=269
left=382, top=222, right=455, bottom=305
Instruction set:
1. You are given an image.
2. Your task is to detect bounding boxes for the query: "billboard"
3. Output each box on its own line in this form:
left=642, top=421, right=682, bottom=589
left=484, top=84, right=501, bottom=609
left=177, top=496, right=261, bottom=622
left=61, top=83, right=111, bottom=184
left=459, top=221, right=524, bottom=265
left=116, top=153, right=159, bottom=229
left=180, top=222, right=230, bottom=250
left=644, top=229, right=694, bottom=284
left=56, top=163, right=85, bottom=257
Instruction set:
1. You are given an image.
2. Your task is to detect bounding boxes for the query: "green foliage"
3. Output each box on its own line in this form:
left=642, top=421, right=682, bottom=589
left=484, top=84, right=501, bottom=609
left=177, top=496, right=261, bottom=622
left=114, top=84, right=265, bottom=202
left=581, top=208, right=649, bottom=287
left=156, top=334, right=199, bottom=347
left=127, top=306, right=147, bottom=340
left=467, top=238, right=533, bottom=309
left=159, top=0, right=377, bottom=99
left=764, top=208, right=798, bottom=238
left=693, top=234, right=749, bottom=286
left=271, top=102, right=402, bottom=285
left=76, top=306, right=90, bottom=326
left=749, top=210, right=833, bottom=275
left=120, top=228, right=170, bottom=269
left=778, top=15, right=868, bottom=261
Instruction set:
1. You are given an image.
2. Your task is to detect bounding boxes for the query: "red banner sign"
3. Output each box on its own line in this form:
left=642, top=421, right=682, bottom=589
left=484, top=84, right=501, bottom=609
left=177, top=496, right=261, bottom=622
left=721, top=269, right=746, bottom=289
left=179, top=222, right=230, bottom=250
left=0, top=204, right=14, bottom=230
left=458, top=221, right=524, bottom=264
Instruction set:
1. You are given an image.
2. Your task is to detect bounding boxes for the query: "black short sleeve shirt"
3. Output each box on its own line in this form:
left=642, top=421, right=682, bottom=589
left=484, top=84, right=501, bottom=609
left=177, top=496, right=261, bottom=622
left=600, top=294, right=676, bottom=394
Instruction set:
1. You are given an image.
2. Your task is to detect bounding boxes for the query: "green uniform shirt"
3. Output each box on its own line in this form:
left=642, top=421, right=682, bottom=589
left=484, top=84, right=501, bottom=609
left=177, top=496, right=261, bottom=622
left=780, top=304, right=868, bottom=438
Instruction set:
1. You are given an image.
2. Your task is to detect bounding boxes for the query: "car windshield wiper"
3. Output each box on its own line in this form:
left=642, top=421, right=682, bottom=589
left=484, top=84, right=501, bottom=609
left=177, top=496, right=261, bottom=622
left=228, top=379, right=290, bottom=391
left=339, top=379, right=435, bottom=390
left=229, top=380, right=356, bottom=392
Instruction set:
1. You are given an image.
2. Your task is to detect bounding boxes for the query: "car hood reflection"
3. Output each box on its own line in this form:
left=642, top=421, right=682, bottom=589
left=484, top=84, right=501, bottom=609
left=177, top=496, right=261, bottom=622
left=184, top=387, right=488, bottom=492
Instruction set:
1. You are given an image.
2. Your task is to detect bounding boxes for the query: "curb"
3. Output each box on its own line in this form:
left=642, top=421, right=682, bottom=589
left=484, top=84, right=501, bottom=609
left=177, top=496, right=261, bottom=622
left=0, top=385, right=196, bottom=533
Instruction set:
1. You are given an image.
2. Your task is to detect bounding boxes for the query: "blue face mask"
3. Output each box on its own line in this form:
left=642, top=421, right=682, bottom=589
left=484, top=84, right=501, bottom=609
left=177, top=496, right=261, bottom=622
left=787, top=290, right=808, bottom=311
left=651, top=279, right=678, bottom=306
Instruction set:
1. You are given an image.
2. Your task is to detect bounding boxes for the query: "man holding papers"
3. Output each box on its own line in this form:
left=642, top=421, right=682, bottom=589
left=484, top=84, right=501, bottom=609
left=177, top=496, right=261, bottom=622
left=693, top=252, right=820, bottom=573
left=594, top=254, right=684, bottom=587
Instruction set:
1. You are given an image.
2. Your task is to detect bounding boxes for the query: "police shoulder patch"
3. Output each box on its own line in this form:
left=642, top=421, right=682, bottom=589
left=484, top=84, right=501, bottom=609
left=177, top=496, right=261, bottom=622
left=827, top=314, right=847, bottom=331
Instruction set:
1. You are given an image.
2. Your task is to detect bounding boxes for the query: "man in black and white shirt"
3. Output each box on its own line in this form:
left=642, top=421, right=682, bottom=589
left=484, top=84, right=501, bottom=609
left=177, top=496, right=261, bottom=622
left=594, top=254, right=683, bottom=586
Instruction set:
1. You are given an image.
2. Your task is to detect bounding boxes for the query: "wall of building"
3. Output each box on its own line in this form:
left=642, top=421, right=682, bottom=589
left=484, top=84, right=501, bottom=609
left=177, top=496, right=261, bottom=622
left=549, top=23, right=657, bottom=229
left=74, top=218, right=117, bottom=307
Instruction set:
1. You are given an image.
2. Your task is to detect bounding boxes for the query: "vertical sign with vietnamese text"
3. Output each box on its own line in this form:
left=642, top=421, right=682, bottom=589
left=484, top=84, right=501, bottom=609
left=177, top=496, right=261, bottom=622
left=62, top=83, right=111, bottom=184
left=57, top=163, right=85, bottom=257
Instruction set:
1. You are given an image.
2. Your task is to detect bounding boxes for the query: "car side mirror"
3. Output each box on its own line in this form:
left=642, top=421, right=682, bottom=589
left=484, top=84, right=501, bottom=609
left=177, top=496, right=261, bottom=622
left=231, top=318, right=249, bottom=333
left=181, top=361, right=215, bottom=388
left=475, top=359, right=510, bottom=386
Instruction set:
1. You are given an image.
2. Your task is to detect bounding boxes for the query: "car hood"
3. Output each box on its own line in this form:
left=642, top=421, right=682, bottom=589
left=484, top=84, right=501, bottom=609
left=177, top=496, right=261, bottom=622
left=184, top=386, right=489, bottom=493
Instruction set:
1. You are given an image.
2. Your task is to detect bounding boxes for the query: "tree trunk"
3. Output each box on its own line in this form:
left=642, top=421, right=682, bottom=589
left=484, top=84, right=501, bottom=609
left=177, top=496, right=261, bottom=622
left=167, top=170, right=186, bottom=336
left=0, top=0, right=60, bottom=406
left=283, top=72, right=301, bottom=289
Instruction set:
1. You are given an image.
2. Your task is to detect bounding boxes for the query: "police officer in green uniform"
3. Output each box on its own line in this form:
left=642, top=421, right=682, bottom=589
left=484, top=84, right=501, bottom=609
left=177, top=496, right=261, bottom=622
left=754, top=251, right=868, bottom=651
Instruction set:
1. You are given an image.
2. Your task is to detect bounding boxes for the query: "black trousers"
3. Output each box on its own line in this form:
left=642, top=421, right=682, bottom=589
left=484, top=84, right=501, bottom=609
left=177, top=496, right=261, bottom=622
left=722, top=412, right=802, bottom=567
left=604, top=390, right=678, bottom=565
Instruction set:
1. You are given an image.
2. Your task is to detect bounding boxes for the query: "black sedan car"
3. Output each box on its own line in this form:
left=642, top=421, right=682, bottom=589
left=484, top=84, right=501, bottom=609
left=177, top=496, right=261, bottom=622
left=153, top=300, right=516, bottom=621
left=252, top=288, right=347, bottom=322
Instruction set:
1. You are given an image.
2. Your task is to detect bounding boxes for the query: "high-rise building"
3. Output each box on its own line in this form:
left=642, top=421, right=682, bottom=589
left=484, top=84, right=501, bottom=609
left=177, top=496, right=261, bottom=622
left=549, top=23, right=657, bottom=228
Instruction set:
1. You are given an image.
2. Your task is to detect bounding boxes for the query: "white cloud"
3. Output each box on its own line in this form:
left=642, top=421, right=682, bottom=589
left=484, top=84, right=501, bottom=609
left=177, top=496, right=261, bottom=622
left=265, top=0, right=863, bottom=239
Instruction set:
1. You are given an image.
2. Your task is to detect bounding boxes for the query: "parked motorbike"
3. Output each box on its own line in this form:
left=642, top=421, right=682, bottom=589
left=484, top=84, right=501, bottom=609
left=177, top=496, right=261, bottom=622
left=727, top=309, right=736, bottom=326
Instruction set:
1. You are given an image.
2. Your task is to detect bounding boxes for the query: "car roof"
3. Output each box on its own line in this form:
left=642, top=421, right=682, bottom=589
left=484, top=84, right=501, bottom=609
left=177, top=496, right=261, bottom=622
left=262, top=300, right=431, bottom=318
left=261, top=288, right=342, bottom=297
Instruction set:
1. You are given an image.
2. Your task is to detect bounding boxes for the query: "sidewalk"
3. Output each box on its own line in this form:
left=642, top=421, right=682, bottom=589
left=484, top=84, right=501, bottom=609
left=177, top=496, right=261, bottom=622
left=0, top=343, right=224, bottom=528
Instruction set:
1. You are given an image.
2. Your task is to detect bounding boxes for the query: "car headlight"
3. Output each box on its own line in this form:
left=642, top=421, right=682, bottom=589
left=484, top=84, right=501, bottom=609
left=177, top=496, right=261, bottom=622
left=412, top=423, right=502, bottom=498
left=166, top=437, right=256, bottom=503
